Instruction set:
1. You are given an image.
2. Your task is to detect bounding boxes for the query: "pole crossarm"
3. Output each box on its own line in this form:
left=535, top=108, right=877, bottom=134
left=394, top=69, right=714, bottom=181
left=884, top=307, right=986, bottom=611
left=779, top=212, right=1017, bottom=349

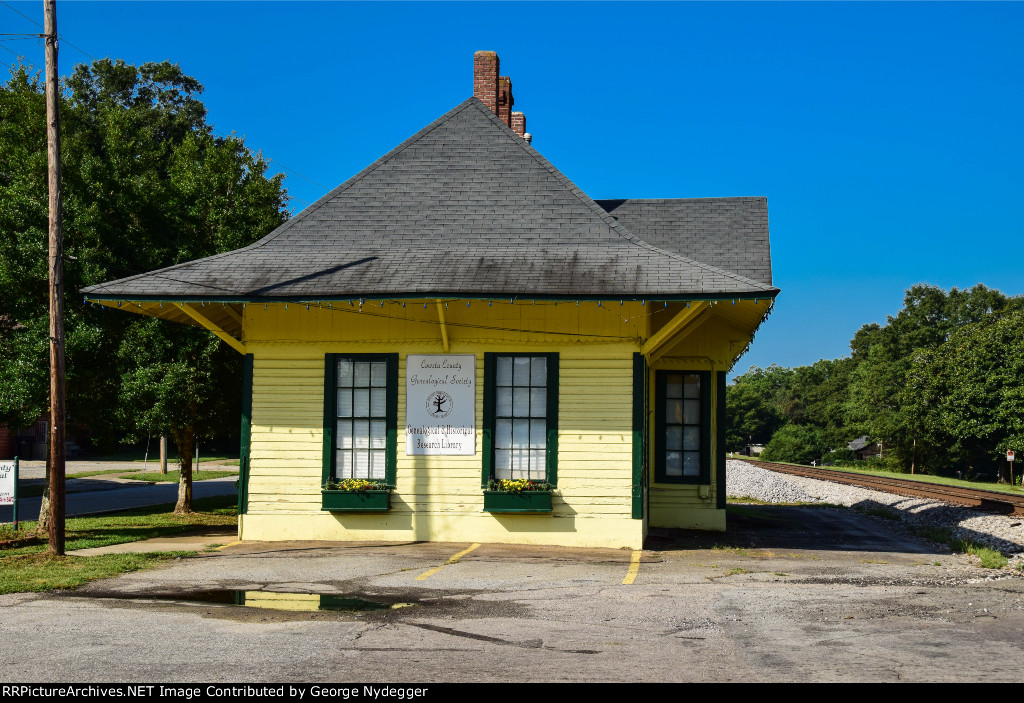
left=435, top=300, right=450, bottom=352
left=641, top=302, right=711, bottom=362
left=180, top=304, right=248, bottom=354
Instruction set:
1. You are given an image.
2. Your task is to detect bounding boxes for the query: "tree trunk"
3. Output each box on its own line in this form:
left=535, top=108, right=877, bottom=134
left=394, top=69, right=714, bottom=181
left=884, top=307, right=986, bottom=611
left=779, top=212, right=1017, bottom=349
left=172, top=426, right=194, bottom=514
left=36, top=454, right=50, bottom=535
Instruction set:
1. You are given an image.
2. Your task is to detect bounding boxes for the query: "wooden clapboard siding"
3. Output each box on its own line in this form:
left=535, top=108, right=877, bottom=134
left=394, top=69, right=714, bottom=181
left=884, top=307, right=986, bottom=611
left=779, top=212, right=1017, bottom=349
left=238, top=300, right=753, bottom=545
left=241, top=304, right=642, bottom=544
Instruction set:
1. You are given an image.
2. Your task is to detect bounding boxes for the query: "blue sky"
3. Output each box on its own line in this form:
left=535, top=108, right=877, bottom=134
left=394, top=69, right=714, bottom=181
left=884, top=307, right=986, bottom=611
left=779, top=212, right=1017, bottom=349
left=3, top=1, right=1022, bottom=377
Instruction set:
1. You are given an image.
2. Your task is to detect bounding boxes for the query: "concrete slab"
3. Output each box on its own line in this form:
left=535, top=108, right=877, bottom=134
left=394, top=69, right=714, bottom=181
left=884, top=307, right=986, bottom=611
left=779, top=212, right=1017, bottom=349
left=68, top=527, right=238, bottom=556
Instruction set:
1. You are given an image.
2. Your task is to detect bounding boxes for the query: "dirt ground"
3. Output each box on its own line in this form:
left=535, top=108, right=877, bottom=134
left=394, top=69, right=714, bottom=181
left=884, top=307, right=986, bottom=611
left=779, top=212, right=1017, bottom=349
left=2, top=504, right=1022, bottom=682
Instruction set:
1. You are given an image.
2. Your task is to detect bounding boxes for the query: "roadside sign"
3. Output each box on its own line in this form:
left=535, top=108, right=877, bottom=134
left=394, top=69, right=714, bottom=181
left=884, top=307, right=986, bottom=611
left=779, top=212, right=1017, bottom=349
left=1008, top=450, right=1015, bottom=462
left=0, top=458, right=18, bottom=529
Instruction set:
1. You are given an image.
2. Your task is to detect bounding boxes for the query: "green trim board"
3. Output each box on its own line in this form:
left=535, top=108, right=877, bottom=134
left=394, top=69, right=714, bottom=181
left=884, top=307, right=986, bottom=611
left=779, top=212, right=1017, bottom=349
left=85, top=293, right=779, bottom=305
left=482, top=490, right=552, bottom=513
left=321, top=490, right=391, bottom=512
left=238, top=354, right=253, bottom=515
left=481, top=353, right=559, bottom=488
left=716, top=371, right=727, bottom=510
left=322, top=353, right=399, bottom=490
left=653, top=370, right=712, bottom=485
left=631, top=353, right=648, bottom=520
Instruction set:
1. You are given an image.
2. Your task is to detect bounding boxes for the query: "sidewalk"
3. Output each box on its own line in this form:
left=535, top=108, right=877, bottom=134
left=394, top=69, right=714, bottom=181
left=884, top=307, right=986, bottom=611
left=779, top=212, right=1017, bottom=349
left=68, top=526, right=239, bottom=556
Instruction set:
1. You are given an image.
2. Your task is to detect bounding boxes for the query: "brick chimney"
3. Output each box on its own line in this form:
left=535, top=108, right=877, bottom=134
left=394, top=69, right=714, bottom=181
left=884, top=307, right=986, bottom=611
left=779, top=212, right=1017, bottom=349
left=474, top=51, right=529, bottom=140
left=497, top=76, right=513, bottom=127
left=511, top=112, right=526, bottom=138
left=473, top=51, right=499, bottom=114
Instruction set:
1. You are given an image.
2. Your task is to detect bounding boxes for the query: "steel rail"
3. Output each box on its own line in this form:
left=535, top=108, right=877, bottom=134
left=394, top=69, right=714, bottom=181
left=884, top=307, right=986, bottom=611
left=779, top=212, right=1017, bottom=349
left=738, top=458, right=1024, bottom=517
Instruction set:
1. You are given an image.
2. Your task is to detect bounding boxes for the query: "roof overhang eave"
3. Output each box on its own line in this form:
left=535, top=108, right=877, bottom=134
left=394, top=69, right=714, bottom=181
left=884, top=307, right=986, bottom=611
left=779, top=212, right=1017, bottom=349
left=81, top=289, right=780, bottom=305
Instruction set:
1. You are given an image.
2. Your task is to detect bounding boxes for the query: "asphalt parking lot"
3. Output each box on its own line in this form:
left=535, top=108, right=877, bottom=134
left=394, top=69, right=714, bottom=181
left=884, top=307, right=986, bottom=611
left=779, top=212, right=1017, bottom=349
left=2, top=504, right=1023, bottom=682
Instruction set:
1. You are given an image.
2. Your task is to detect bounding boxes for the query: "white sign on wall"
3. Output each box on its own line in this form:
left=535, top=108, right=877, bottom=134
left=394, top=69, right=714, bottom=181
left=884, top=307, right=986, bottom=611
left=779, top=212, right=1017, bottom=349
left=0, top=461, right=15, bottom=506
left=406, top=354, right=476, bottom=455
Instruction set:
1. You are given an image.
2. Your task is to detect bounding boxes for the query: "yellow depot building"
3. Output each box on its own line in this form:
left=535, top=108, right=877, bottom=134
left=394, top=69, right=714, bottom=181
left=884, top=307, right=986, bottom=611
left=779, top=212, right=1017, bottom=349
left=83, top=52, right=777, bottom=549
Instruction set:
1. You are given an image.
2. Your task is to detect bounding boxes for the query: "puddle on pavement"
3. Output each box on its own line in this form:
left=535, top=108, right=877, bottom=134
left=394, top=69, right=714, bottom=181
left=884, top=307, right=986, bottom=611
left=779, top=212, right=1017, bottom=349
left=78, top=589, right=415, bottom=613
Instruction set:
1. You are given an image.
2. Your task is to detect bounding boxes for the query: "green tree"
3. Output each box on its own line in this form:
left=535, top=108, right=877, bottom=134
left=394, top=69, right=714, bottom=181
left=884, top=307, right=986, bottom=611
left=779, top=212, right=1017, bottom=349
left=0, top=60, right=287, bottom=513
left=909, top=307, right=1024, bottom=480
left=760, top=424, right=828, bottom=465
left=725, top=365, right=790, bottom=451
left=845, top=284, right=1015, bottom=472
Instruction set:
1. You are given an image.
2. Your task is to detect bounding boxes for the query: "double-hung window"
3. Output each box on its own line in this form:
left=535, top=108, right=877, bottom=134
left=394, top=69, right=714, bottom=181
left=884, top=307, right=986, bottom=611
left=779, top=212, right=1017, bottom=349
left=322, top=354, right=398, bottom=486
left=654, top=370, right=710, bottom=484
left=484, top=353, right=558, bottom=486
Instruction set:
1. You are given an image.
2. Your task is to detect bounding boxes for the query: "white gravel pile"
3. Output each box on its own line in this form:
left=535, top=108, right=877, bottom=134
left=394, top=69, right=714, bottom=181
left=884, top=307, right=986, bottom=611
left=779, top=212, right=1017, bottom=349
left=727, top=459, right=1024, bottom=566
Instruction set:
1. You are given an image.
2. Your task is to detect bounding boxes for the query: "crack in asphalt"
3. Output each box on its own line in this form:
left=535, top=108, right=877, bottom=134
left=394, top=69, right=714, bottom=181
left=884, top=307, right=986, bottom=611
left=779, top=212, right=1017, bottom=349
left=403, top=621, right=600, bottom=654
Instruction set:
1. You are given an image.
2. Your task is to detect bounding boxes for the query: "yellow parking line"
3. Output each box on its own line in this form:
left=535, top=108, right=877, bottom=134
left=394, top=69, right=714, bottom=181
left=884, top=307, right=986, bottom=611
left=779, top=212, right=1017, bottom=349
left=622, top=549, right=642, bottom=584
left=214, top=540, right=243, bottom=551
left=415, top=543, right=481, bottom=581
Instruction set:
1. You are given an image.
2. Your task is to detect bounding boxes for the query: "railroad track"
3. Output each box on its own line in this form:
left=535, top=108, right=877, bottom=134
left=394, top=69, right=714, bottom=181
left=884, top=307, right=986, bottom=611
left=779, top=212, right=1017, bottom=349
left=738, top=458, right=1024, bottom=517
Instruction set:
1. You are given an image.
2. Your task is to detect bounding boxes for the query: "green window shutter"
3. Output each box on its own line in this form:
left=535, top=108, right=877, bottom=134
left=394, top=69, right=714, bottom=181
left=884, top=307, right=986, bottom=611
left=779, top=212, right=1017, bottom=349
left=545, top=352, right=559, bottom=488
left=632, top=353, right=646, bottom=519
left=386, top=353, right=398, bottom=487
left=482, top=352, right=496, bottom=488
left=238, top=353, right=253, bottom=515
left=716, top=371, right=727, bottom=509
left=322, top=353, right=337, bottom=488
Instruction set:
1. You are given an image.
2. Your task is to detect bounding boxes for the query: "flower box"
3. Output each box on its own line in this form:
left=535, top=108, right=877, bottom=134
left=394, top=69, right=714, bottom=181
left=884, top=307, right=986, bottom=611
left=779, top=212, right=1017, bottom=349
left=482, top=490, right=552, bottom=514
left=321, top=490, right=391, bottom=512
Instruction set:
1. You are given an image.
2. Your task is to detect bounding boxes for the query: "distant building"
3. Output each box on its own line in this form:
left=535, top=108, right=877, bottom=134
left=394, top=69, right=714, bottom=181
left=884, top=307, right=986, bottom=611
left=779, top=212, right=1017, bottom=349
left=848, top=435, right=883, bottom=460
left=82, top=52, right=778, bottom=548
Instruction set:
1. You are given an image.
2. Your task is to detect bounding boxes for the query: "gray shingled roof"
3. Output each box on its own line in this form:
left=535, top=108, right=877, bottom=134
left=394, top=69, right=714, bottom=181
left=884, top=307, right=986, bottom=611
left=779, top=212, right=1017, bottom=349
left=596, top=198, right=772, bottom=286
left=82, top=98, right=778, bottom=302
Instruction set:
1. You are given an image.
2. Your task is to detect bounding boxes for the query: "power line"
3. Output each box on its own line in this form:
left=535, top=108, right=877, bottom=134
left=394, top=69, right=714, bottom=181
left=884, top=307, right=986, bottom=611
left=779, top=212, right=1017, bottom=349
left=0, top=1, right=95, bottom=61
left=0, top=42, right=39, bottom=70
left=0, top=1, right=40, bottom=27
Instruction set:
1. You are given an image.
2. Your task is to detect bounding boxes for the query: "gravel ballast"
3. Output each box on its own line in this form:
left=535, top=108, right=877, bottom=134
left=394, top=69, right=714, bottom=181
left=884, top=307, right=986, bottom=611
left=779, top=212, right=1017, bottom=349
left=727, top=459, right=1024, bottom=569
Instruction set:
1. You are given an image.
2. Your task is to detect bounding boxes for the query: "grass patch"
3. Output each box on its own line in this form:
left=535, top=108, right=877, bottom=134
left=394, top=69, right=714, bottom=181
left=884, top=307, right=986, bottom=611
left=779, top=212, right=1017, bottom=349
left=912, top=525, right=1008, bottom=569
left=92, top=447, right=238, bottom=463
left=68, top=468, right=142, bottom=479
left=952, top=540, right=1008, bottom=569
left=117, top=470, right=236, bottom=483
left=0, top=551, right=195, bottom=594
left=0, top=494, right=236, bottom=555
left=773, top=572, right=789, bottom=576
left=860, top=559, right=889, bottom=564
left=724, top=567, right=751, bottom=576
left=0, top=495, right=236, bottom=594
left=712, top=544, right=749, bottom=556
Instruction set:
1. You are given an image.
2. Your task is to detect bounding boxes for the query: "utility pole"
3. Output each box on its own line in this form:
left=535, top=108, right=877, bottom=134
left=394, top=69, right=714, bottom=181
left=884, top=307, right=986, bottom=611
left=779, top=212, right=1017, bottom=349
left=45, top=0, right=65, bottom=556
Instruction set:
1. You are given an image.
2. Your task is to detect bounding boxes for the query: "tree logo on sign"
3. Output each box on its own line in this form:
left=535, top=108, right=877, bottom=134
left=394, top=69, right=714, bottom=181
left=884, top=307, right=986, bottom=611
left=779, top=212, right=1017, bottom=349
left=426, top=391, right=453, bottom=418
